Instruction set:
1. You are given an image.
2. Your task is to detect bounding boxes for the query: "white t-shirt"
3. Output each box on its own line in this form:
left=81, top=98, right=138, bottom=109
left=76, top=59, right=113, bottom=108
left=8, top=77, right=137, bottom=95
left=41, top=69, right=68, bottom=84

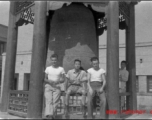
left=87, top=68, right=106, bottom=82
left=45, top=66, right=65, bottom=82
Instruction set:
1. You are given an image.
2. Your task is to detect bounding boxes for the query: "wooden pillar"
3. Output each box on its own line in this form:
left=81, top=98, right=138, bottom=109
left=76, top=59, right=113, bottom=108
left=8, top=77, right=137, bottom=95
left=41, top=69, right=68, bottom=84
left=27, top=1, right=47, bottom=118
left=126, top=3, right=137, bottom=110
left=0, top=2, right=18, bottom=112
left=97, top=37, right=99, bottom=58
left=106, top=1, right=120, bottom=119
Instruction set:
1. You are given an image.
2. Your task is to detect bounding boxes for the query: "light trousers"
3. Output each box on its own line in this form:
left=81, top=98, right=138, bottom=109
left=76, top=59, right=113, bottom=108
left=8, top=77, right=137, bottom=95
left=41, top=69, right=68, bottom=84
left=44, top=85, right=61, bottom=117
left=119, top=87, right=126, bottom=108
left=87, top=81, right=106, bottom=119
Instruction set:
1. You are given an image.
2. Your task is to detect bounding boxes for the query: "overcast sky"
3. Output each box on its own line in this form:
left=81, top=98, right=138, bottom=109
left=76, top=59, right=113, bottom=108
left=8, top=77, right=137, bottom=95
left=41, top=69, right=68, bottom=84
left=0, top=1, right=152, bottom=45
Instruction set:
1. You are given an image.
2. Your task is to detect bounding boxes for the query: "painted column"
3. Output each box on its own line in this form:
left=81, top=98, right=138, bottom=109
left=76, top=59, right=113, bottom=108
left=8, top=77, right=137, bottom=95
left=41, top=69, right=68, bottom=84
left=1, top=2, right=18, bottom=112
left=126, top=3, right=137, bottom=110
left=27, top=1, right=47, bottom=118
left=106, top=1, right=120, bottom=118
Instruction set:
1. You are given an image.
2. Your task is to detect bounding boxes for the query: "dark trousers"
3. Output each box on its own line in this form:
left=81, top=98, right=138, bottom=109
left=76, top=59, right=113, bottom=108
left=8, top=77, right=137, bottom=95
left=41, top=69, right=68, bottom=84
left=87, top=81, right=106, bottom=118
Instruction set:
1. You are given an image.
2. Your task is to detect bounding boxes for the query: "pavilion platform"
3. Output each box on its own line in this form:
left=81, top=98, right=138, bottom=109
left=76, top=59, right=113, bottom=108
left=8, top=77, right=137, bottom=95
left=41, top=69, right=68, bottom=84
left=0, top=111, right=152, bottom=119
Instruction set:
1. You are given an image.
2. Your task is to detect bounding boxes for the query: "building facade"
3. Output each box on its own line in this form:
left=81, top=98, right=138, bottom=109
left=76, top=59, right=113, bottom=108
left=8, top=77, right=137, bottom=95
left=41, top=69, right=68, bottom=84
left=0, top=24, right=7, bottom=93
left=99, top=42, right=152, bottom=111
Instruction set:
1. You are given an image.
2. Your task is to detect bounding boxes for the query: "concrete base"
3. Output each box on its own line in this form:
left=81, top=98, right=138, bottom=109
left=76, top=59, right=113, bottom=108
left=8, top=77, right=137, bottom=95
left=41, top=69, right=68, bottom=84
left=125, top=113, right=152, bottom=119
left=1, top=112, right=152, bottom=119
left=0, top=112, right=24, bottom=119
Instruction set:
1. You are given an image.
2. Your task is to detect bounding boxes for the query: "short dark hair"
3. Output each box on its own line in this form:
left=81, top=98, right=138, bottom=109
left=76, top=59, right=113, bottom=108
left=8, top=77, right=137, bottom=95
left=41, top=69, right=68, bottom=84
left=74, top=59, right=81, bottom=64
left=50, top=54, right=58, bottom=59
left=121, top=60, right=127, bottom=65
left=80, top=66, right=84, bottom=70
left=90, top=57, right=99, bottom=62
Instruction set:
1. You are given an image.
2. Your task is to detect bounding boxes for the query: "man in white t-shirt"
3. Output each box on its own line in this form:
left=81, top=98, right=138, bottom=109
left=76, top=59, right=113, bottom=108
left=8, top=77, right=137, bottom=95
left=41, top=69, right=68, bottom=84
left=44, top=54, right=65, bottom=119
left=87, top=57, right=106, bottom=119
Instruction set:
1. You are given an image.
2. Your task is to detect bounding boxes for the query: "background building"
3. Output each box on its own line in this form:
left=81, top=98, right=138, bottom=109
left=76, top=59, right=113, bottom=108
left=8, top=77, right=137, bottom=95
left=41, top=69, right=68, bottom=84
left=0, top=24, right=7, bottom=93
left=0, top=1, right=152, bottom=111
left=99, top=42, right=152, bottom=111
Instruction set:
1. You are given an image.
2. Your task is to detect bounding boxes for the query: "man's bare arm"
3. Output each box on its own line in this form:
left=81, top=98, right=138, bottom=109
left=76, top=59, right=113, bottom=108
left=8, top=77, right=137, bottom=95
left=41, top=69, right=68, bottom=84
left=54, top=74, right=66, bottom=85
left=64, top=77, right=69, bottom=92
left=59, top=74, right=65, bottom=83
left=100, top=73, right=106, bottom=90
left=80, top=72, right=88, bottom=83
left=87, top=73, right=92, bottom=90
left=44, top=74, right=54, bottom=85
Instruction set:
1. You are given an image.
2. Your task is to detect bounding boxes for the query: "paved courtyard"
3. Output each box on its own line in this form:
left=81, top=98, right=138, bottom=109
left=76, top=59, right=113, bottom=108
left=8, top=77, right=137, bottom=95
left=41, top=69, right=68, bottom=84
left=0, top=112, right=24, bottom=119
left=0, top=112, right=152, bottom=119
left=126, top=113, right=152, bottom=119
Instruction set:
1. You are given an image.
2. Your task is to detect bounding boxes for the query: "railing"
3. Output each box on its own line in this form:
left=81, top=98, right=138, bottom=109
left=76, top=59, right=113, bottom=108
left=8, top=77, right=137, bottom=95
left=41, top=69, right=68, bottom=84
left=57, top=91, right=101, bottom=116
left=8, top=90, right=29, bottom=118
left=119, top=92, right=131, bottom=118
left=8, top=90, right=131, bottom=118
left=58, top=92, right=85, bottom=114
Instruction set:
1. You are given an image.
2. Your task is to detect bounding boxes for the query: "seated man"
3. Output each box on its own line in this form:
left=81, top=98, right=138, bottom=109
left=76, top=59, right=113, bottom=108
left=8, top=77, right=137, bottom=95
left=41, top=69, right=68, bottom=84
left=65, top=59, right=87, bottom=118
left=44, top=54, right=65, bottom=119
left=119, top=61, right=129, bottom=110
left=87, top=57, right=106, bottom=119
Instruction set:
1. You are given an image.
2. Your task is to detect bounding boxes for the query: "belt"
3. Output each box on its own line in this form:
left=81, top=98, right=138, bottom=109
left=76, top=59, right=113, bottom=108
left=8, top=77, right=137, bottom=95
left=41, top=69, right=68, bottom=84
left=69, top=84, right=81, bottom=86
left=90, top=81, right=103, bottom=86
left=90, top=81, right=103, bottom=84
